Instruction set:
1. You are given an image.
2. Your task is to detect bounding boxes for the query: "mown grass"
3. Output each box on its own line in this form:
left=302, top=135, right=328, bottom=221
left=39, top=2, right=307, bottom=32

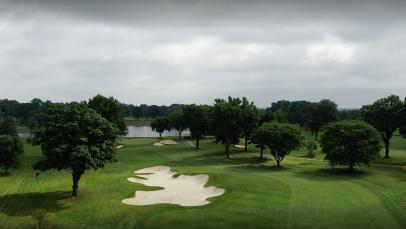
left=0, top=136, right=406, bottom=229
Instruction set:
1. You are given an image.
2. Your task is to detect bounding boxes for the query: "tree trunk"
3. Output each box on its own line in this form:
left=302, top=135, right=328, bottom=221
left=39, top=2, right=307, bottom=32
left=4, top=167, right=8, bottom=175
left=260, top=145, right=264, bottom=159
left=383, top=137, right=390, bottom=159
left=276, top=160, right=280, bottom=167
left=178, top=131, right=182, bottom=140
left=225, top=143, right=230, bottom=159
left=315, top=131, right=318, bottom=141
left=159, top=132, right=162, bottom=139
left=244, top=138, right=248, bottom=152
left=196, top=138, right=200, bottom=149
left=71, top=170, right=83, bottom=197
left=349, top=161, right=354, bottom=171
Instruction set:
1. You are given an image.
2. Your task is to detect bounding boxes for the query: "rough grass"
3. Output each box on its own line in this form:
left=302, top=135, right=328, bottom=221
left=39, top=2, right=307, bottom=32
left=1, top=137, right=406, bottom=229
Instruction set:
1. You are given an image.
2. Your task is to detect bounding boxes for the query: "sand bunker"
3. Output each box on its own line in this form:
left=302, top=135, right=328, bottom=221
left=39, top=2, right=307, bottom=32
left=116, top=145, right=124, bottom=149
left=160, top=140, right=178, bottom=145
left=234, top=144, right=245, bottom=149
left=122, top=166, right=225, bottom=207
left=153, top=142, right=163, bottom=146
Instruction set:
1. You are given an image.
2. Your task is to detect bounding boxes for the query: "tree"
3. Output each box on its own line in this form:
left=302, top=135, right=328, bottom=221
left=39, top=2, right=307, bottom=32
left=320, top=120, right=382, bottom=171
left=251, top=126, right=268, bottom=159
left=0, top=135, right=24, bottom=175
left=211, top=97, right=243, bottom=158
left=255, top=122, right=302, bottom=167
left=151, top=117, right=170, bottom=139
left=287, top=101, right=312, bottom=127
left=304, top=140, right=318, bottom=158
left=34, top=103, right=118, bottom=197
left=168, top=110, right=186, bottom=140
left=0, top=117, right=18, bottom=136
left=88, top=95, right=128, bottom=136
left=306, top=100, right=338, bottom=140
left=183, top=104, right=210, bottom=149
left=240, top=97, right=260, bottom=151
left=361, top=95, right=404, bottom=159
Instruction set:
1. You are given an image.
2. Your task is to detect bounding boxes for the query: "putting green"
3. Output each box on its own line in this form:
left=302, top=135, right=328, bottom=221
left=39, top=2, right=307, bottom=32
left=0, top=137, right=405, bottom=229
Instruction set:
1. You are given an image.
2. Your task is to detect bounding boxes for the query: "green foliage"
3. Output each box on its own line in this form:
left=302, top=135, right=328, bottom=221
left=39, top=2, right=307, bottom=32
left=254, top=122, right=303, bottom=166
left=306, top=99, right=338, bottom=140
left=88, top=95, right=128, bottom=136
left=320, top=120, right=382, bottom=171
left=33, top=103, right=119, bottom=196
left=182, top=104, right=210, bottom=149
left=151, top=117, right=170, bottom=139
left=0, top=135, right=24, bottom=175
left=273, top=109, right=288, bottom=123
left=305, top=140, right=318, bottom=158
left=168, top=109, right=186, bottom=139
left=240, top=97, right=260, bottom=151
left=211, top=97, right=243, bottom=158
left=361, top=95, right=404, bottom=158
left=0, top=116, right=18, bottom=136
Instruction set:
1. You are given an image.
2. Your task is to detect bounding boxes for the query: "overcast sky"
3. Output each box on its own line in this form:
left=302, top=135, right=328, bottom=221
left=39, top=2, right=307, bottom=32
left=1, top=0, right=405, bottom=108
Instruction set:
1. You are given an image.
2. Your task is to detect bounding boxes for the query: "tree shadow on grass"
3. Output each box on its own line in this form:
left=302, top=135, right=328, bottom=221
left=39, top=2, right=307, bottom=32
left=293, top=168, right=371, bottom=181
left=227, top=164, right=291, bottom=173
left=171, top=149, right=269, bottom=167
left=0, top=191, right=71, bottom=216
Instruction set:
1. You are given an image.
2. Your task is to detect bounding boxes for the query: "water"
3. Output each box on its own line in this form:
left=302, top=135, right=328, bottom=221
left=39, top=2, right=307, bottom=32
left=126, top=125, right=190, bottom=138
left=17, top=126, right=186, bottom=138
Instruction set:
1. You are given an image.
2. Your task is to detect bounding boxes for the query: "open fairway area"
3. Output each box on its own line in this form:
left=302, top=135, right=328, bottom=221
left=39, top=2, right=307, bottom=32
left=1, top=136, right=406, bottom=229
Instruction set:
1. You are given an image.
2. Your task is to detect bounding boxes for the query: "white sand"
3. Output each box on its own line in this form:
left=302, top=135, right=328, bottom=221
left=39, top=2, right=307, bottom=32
left=186, top=141, right=195, bottom=147
left=160, top=140, right=178, bottom=145
left=122, top=166, right=225, bottom=207
left=116, top=145, right=124, bottom=149
left=234, top=144, right=245, bottom=149
left=153, top=142, right=163, bottom=146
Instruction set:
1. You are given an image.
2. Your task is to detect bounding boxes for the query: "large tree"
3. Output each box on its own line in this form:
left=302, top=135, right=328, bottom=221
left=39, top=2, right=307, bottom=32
left=88, top=95, right=128, bottom=136
left=240, top=97, right=260, bottom=151
left=168, top=109, right=186, bottom=140
left=0, top=135, right=24, bottom=175
left=151, top=117, right=170, bottom=139
left=0, top=117, right=18, bottom=136
left=34, top=103, right=119, bottom=197
left=183, top=104, right=210, bottom=149
left=361, top=95, right=404, bottom=159
left=306, top=100, right=338, bottom=140
left=255, top=122, right=302, bottom=167
left=211, top=97, right=243, bottom=158
left=320, top=120, right=381, bottom=171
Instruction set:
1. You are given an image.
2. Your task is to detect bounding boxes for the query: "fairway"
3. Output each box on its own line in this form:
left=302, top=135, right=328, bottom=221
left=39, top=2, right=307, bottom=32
left=0, top=137, right=405, bottom=229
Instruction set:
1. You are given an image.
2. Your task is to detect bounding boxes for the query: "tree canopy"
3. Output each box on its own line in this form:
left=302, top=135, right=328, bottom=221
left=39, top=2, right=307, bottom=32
left=211, top=97, right=243, bottom=158
left=33, top=103, right=119, bottom=196
left=182, top=104, right=210, bottom=149
left=361, top=95, right=404, bottom=158
left=254, top=122, right=303, bottom=167
left=320, top=120, right=382, bottom=171
left=0, top=135, right=24, bottom=175
left=0, top=117, right=18, bottom=136
left=168, top=109, right=186, bottom=139
left=151, top=116, right=170, bottom=139
left=88, top=95, right=128, bottom=136
left=240, top=97, right=260, bottom=151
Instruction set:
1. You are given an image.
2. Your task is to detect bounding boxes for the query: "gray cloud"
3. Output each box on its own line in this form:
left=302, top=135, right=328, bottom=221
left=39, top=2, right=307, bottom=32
left=0, top=0, right=405, bottom=107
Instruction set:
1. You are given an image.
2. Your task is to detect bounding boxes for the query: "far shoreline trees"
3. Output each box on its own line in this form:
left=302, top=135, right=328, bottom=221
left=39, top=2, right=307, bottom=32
left=182, top=104, right=210, bottom=149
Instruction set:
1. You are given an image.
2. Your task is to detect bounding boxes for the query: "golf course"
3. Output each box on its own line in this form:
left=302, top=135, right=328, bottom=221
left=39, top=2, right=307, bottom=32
left=1, top=132, right=405, bottom=229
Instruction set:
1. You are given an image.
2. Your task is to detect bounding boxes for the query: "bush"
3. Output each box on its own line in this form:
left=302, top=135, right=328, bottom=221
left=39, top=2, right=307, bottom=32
left=305, top=140, right=318, bottom=158
left=26, top=137, right=33, bottom=144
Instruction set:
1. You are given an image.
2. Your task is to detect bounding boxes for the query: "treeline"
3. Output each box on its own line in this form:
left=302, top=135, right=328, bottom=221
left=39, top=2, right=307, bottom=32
left=121, top=103, right=185, bottom=118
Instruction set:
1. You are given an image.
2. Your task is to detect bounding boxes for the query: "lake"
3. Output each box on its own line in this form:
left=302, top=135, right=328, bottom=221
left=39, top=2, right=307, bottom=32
left=18, top=125, right=188, bottom=138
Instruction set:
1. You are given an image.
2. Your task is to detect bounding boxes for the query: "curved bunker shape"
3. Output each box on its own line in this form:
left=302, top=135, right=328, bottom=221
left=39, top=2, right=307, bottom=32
left=122, top=166, right=225, bottom=207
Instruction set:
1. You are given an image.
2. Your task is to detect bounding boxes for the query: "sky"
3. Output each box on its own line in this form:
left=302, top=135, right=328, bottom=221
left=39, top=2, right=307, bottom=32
left=0, top=0, right=405, bottom=108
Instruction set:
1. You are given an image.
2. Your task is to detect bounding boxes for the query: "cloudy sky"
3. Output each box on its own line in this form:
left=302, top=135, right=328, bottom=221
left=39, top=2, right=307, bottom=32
left=1, top=0, right=405, bottom=108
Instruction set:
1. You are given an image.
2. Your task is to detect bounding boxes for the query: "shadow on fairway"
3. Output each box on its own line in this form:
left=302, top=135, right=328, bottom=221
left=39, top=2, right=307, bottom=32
left=0, top=191, right=70, bottom=216
left=227, top=164, right=291, bottom=173
left=294, top=168, right=371, bottom=181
